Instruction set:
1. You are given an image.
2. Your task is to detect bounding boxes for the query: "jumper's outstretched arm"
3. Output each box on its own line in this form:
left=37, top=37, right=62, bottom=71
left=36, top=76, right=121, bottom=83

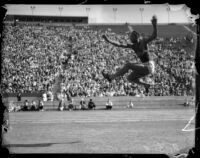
left=102, top=35, right=132, bottom=48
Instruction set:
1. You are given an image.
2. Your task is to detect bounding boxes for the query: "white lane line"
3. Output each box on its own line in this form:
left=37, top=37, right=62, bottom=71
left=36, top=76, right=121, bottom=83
left=9, top=115, right=192, bottom=122
left=10, top=118, right=189, bottom=124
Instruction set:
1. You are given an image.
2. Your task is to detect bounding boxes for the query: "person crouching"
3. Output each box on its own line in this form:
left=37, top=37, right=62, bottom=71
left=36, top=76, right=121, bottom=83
left=88, top=99, right=96, bottom=110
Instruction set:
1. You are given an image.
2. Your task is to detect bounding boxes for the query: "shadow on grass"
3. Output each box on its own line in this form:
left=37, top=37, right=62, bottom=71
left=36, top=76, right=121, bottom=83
left=4, top=141, right=81, bottom=148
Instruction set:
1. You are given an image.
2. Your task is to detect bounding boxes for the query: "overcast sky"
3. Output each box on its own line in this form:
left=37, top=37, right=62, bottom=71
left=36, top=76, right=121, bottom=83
left=4, top=4, right=196, bottom=24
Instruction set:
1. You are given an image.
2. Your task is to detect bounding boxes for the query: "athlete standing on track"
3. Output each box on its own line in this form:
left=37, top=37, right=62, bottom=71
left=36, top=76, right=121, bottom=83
left=102, top=15, right=158, bottom=94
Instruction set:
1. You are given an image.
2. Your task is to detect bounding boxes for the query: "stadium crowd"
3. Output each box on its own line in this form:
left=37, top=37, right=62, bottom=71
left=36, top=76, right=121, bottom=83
left=2, top=23, right=195, bottom=98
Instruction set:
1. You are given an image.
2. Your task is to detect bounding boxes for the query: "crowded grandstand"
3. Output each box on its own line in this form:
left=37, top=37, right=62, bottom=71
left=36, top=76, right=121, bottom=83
left=2, top=22, right=195, bottom=96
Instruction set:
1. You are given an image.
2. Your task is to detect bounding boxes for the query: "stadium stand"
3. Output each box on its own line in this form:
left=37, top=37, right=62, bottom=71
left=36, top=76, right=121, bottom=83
left=2, top=22, right=195, bottom=98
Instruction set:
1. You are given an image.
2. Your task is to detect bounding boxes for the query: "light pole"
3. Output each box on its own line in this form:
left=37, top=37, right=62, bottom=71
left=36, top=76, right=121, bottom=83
left=86, top=8, right=90, bottom=23
left=30, top=6, right=36, bottom=16
left=113, top=8, right=117, bottom=23
left=58, top=6, right=63, bottom=16
left=166, top=6, right=170, bottom=24
left=139, top=8, right=144, bottom=24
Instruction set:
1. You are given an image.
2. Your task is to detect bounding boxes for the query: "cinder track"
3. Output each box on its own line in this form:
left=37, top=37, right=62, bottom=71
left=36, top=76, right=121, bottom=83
left=4, top=109, right=195, bottom=154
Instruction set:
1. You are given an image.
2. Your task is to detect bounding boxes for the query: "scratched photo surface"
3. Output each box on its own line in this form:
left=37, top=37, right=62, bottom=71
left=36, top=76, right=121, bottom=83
left=2, top=4, right=197, bottom=155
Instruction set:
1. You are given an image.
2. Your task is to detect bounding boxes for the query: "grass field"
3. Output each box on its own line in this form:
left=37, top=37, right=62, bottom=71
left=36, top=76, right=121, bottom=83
left=3, top=97, right=195, bottom=156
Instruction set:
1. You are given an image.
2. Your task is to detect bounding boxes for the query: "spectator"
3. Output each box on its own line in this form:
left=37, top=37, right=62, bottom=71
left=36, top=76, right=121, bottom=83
left=30, top=100, right=37, bottom=111
left=80, top=97, right=87, bottom=110
left=106, top=98, right=113, bottom=110
left=8, top=101, right=15, bottom=112
left=14, top=104, right=21, bottom=112
left=127, top=100, right=134, bottom=108
left=58, top=98, right=68, bottom=111
left=88, top=99, right=96, bottom=110
left=57, top=92, right=64, bottom=101
left=58, top=99, right=64, bottom=111
left=75, top=100, right=81, bottom=110
left=68, top=98, right=74, bottom=111
left=17, top=93, right=21, bottom=101
left=184, top=97, right=190, bottom=107
left=140, top=90, right=145, bottom=98
left=47, top=89, right=54, bottom=101
left=38, top=100, right=44, bottom=111
left=42, top=92, right=47, bottom=102
left=21, top=100, right=29, bottom=111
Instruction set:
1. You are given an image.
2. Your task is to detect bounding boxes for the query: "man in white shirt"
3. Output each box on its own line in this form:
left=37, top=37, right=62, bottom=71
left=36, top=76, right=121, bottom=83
left=42, top=92, right=47, bottom=102
left=106, top=98, right=113, bottom=110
